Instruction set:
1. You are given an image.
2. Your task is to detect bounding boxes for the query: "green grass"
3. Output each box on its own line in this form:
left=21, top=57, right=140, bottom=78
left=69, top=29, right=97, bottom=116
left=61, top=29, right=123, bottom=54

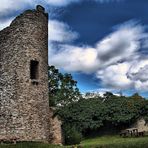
left=80, top=135, right=148, bottom=148
left=0, top=142, right=63, bottom=148
left=0, top=136, right=148, bottom=148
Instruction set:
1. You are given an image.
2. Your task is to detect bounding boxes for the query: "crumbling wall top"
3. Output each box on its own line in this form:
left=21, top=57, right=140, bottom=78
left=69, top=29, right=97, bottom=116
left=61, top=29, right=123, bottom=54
left=9, top=5, right=48, bottom=28
left=36, top=5, right=45, bottom=13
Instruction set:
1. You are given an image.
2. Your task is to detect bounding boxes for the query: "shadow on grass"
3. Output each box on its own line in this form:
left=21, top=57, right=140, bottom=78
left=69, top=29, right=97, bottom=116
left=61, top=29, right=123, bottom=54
left=0, top=141, right=62, bottom=148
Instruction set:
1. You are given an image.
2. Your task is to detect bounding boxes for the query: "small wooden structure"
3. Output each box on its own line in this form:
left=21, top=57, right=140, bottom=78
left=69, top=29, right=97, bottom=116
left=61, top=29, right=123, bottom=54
left=120, top=128, right=145, bottom=137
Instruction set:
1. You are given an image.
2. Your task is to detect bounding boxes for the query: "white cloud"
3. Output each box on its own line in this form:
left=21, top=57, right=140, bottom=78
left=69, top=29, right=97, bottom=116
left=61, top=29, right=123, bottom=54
left=0, top=0, right=36, bottom=18
left=49, top=45, right=99, bottom=73
left=49, top=20, right=79, bottom=42
left=134, top=81, right=148, bottom=91
left=127, top=58, right=148, bottom=91
left=50, top=21, right=147, bottom=72
left=45, top=0, right=80, bottom=6
left=96, top=57, right=148, bottom=91
left=128, top=59, right=148, bottom=82
left=96, top=62, right=133, bottom=89
left=0, top=0, right=40, bottom=30
left=96, top=21, right=147, bottom=67
left=44, top=0, right=121, bottom=6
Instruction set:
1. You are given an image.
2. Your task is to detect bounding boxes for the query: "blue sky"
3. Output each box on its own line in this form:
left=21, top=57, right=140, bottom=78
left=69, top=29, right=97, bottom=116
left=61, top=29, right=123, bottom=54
left=0, top=0, right=148, bottom=97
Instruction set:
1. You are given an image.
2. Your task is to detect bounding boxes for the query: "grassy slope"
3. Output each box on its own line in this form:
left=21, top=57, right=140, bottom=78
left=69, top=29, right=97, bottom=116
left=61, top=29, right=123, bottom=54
left=80, top=136, right=148, bottom=148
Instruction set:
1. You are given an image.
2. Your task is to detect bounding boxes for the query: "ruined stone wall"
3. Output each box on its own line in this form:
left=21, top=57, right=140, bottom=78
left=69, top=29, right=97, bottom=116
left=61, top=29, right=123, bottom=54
left=0, top=6, right=50, bottom=142
left=130, top=118, right=148, bottom=132
left=49, top=108, right=63, bottom=145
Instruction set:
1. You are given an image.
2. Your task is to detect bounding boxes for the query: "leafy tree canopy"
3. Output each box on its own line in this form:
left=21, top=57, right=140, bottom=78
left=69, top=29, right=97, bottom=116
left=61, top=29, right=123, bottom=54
left=57, top=93, right=147, bottom=133
left=48, top=65, right=81, bottom=107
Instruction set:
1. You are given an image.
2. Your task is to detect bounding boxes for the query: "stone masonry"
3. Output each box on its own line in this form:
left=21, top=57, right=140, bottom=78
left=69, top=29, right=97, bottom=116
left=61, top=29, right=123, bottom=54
left=130, top=118, right=148, bottom=132
left=49, top=107, right=63, bottom=145
left=0, top=5, right=51, bottom=142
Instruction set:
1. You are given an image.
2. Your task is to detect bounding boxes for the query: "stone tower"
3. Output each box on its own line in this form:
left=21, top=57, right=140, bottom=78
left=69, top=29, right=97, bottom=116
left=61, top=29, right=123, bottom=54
left=0, top=5, right=50, bottom=142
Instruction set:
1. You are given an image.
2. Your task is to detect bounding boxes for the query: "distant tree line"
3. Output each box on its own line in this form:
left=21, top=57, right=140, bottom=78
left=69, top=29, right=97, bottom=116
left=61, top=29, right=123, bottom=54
left=48, top=65, right=148, bottom=145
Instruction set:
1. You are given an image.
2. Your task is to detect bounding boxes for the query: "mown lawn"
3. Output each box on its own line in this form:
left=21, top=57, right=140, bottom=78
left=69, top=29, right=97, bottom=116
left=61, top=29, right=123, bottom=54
left=80, top=135, right=148, bottom=148
left=0, top=136, right=148, bottom=148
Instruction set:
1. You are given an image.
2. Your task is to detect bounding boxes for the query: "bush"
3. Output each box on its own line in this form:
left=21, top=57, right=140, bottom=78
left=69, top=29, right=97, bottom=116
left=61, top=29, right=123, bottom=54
left=64, top=126, right=82, bottom=145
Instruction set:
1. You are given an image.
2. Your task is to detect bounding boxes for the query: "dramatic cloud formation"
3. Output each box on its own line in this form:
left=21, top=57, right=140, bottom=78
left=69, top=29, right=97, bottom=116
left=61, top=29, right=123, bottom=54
left=96, top=56, right=148, bottom=91
left=49, top=20, right=148, bottom=91
left=96, top=21, right=146, bottom=67
left=127, top=57, right=148, bottom=91
left=50, top=21, right=147, bottom=71
left=96, top=62, right=133, bottom=89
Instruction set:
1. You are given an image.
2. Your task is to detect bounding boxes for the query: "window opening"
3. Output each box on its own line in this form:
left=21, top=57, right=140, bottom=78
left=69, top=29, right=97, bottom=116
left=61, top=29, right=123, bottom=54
left=30, top=60, right=39, bottom=80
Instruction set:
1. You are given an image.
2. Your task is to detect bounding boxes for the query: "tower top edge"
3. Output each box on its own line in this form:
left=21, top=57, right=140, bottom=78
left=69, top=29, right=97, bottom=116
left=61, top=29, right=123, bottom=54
left=0, top=5, right=48, bottom=33
left=36, top=5, right=45, bottom=13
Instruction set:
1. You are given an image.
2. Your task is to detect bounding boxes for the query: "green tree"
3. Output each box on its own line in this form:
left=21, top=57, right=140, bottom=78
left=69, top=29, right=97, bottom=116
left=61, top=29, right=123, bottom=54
left=130, top=93, right=144, bottom=100
left=143, top=100, right=148, bottom=123
left=48, top=65, right=81, bottom=107
left=57, top=92, right=148, bottom=135
left=103, top=91, right=114, bottom=100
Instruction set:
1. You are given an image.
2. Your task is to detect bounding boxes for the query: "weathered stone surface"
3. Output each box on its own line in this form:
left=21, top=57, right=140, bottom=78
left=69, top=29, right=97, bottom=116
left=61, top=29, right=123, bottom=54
left=0, top=5, right=50, bottom=142
left=130, top=118, right=148, bottom=132
left=49, top=108, right=63, bottom=145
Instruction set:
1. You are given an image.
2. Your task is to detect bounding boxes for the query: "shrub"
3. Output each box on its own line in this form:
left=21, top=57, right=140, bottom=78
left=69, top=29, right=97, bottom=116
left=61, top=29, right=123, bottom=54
left=64, top=126, right=82, bottom=145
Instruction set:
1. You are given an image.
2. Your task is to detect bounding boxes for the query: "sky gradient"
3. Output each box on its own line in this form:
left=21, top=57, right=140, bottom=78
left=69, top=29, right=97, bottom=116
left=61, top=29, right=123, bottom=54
left=0, top=0, right=148, bottom=97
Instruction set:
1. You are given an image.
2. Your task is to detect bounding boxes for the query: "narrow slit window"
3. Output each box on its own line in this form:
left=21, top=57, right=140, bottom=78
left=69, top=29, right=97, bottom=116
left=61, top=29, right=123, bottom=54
left=30, top=60, right=39, bottom=80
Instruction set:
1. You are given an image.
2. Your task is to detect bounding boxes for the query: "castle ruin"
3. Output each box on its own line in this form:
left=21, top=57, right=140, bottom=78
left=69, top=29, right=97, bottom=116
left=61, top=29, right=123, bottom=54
left=0, top=5, right=61, bottom=143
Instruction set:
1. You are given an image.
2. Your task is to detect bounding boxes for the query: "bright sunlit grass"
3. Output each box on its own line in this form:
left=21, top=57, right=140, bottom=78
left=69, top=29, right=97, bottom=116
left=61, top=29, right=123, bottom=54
left=80, top=135, right=148, bottom=148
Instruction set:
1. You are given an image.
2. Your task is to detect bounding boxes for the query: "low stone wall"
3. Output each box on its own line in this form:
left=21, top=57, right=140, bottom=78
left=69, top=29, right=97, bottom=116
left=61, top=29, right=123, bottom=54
left=49, top=108, right=63, bottom=145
